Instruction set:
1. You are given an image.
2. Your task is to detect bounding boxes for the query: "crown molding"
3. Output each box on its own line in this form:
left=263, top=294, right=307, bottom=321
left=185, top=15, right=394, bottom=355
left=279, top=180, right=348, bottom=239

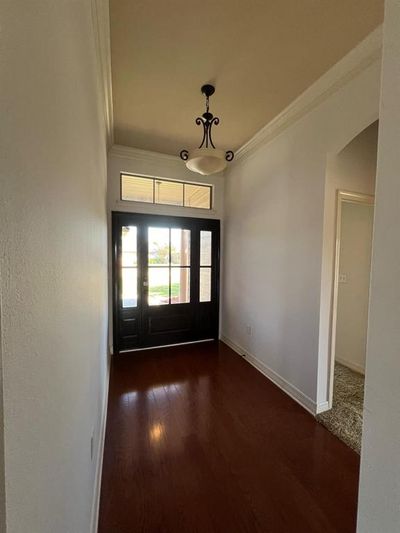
left=91, top=0, right=114, bottom=148
left=235, top=25, right=383, bottom=163
left=109, top=144, right=182, bottom=164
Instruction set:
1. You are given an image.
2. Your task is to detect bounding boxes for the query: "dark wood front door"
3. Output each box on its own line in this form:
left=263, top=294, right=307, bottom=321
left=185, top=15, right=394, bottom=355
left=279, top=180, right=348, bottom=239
left=112, top=212, right=220, bottom=352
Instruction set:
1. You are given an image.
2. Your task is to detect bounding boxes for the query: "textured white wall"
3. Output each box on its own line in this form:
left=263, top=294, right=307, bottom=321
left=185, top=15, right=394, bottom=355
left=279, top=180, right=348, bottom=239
left=358, top=1, right=400, bottom=530
left=222, top=47, right=380, bottom=412
left=336, top=203, right=374, bottom=373
left=0, top=1, right=109, bottom=532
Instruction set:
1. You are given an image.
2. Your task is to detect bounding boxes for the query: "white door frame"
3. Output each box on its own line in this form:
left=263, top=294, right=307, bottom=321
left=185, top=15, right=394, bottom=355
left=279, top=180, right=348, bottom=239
left=328, top=190, right=374, bottom=408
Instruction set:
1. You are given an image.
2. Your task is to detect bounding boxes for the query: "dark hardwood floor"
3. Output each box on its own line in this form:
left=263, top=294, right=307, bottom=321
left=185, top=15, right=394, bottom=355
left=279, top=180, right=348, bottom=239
left=98, top=341, right=359, bottom=533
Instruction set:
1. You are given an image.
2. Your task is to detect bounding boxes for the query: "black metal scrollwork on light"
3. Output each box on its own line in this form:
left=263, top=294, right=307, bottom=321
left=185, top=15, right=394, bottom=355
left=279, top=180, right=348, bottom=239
left=180, top=84, right=234, bottom=165
left=196, top=114, right=219, bottom=150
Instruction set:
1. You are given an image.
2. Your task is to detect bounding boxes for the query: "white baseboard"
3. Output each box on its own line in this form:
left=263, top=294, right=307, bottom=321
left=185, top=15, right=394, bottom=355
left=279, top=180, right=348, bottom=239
left=316, top=401, right=330, bottom=414
left=220, top=335, right=317, bottom=416
left=336, top=356, right=365, bottom=375
left=90, top=354, right=111, bottom=533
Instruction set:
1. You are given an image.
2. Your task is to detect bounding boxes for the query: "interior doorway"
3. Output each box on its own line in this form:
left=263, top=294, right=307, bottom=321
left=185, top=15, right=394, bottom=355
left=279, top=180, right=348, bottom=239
left=319, top=191, right=374, bottom=452
left=112, top=212, right=220, bottom=352
left=333, top=193, right=374, bottom=376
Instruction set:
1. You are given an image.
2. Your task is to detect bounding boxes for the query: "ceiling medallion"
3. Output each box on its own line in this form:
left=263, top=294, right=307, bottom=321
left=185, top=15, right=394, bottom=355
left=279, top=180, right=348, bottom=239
left=180, top=84, right=234, bottom=176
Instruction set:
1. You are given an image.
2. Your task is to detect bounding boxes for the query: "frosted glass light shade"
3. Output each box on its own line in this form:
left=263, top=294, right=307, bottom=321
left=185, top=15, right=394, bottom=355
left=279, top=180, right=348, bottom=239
left=185, top=148, right=227, bottom=176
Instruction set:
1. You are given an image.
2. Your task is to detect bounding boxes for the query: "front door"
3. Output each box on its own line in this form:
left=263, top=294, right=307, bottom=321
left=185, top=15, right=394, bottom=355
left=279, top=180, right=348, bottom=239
left=112, top=212, right=220, bottom=352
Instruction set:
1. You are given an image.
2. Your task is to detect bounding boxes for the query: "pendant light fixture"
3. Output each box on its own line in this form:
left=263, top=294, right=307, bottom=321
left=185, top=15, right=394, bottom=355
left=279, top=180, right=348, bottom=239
left=180, top=84, right=234, bottom=176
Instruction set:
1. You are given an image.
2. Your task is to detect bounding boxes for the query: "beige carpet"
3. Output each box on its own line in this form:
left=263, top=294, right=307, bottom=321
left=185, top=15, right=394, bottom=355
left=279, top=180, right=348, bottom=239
left=317, top=363, right=364, bottom=454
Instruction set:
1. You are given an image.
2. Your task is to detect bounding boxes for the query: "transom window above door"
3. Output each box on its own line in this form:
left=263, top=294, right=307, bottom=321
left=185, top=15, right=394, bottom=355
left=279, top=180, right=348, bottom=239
left=120, top=173, right=212, bottom=210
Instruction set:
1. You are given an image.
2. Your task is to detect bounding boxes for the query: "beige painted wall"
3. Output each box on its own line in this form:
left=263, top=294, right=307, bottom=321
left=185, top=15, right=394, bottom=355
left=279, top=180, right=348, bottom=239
left=0, top=1, right=109, bottom=532
left=336, top=202, right=374, bottom=373
left=358, top=0, right=400, bottom=530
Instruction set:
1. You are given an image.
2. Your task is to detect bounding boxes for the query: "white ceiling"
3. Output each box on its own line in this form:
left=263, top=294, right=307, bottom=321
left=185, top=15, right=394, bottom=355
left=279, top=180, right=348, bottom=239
left=110, top=0, right=383, bottom=155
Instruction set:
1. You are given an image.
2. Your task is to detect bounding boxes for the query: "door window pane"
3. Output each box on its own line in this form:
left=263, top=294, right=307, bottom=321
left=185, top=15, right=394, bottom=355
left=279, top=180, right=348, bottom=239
left=122, top=252, right=137, bottom=267
left=200, top=231, right=212, bottom=266
left=171, top=268, right=190, bottom=304
left=148, top=227, right=170, bottom=265
left=121, top=226, right=137, bottom=266
left=154, top=180, right=183, bottom=206
left=200, top=268, right=211, bottom=302
left=171, top=229, right=190, bottom=266
left=149, top=267, right=169, bottom=306
left=121, top=226, right=138, bottom=307
left=184, top=184, right=211, bottom=209
left=121, top=175, right=153, bottom=203
left=122, top=268, right=138, bottom=308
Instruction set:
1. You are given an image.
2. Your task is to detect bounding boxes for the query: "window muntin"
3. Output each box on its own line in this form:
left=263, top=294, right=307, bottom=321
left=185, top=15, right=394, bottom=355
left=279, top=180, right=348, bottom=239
left=121, top=174, right=212, bottom=210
